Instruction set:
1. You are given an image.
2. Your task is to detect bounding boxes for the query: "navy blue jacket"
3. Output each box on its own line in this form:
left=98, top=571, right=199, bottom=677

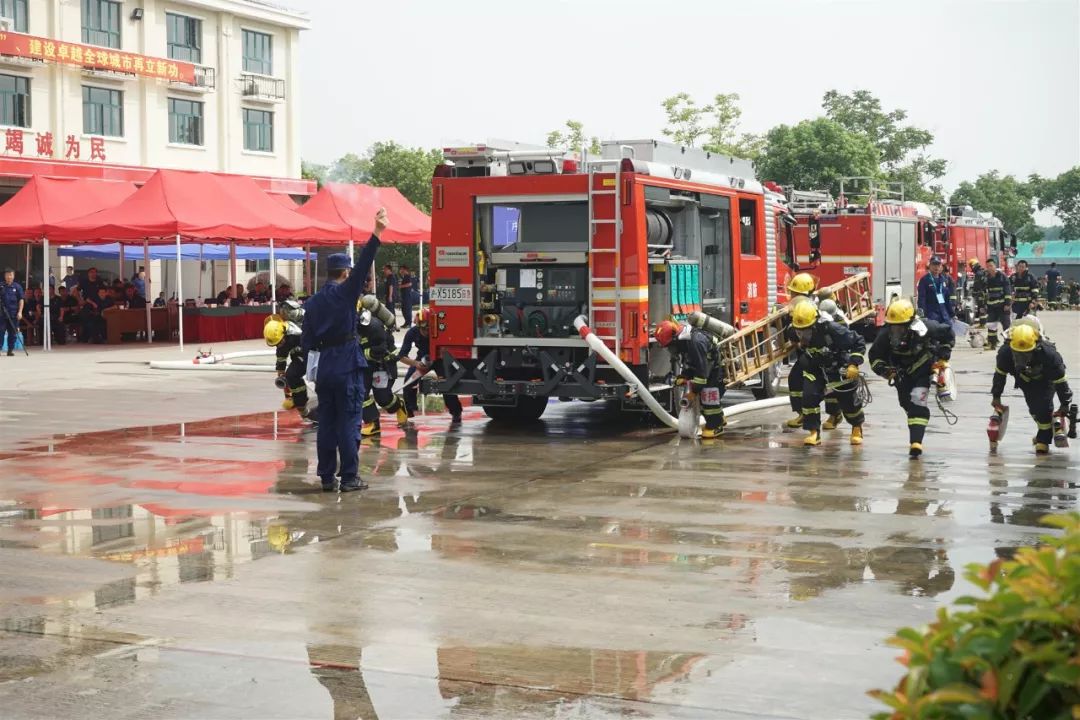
left=917, top=272, right=955, bottom=323
left=397, top=325, right=430, bottom=363
left=301, top=235, right=381, bottom=381
left=1, top=280, right=24, bottom=315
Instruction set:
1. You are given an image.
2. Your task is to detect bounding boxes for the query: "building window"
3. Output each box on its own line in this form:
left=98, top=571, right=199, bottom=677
left=166, top=13, right=202, bottom=64
left=0, top=74, right=30, bottom=127
left=242, top=30, right=272, bottom=75
left=244, top=260, right=257, bottom=273
left=168, top=98, right=203, bottom=145
left=243, top=108, right=273, bottom=152
left=739, top=198, right=758, bottom=255
left=82, top=0, right=121, bottom=49
left=0, top=0, right=29, bottom=33
left=83, top=86, right=123, bottom=137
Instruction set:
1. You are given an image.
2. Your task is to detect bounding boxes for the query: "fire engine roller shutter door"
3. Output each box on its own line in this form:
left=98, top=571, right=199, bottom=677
left=699, top=194, right=734, bottom=323
left=899, top=221, right=917, bottom=297
left=872, top=218, right=888, bottom=304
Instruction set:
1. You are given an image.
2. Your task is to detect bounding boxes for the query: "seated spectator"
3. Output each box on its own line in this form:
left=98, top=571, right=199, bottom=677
left=80, top=286, right=113, bottom=343
left=215, top=286, right=233, bottom=306
left=53, top=286, right=80, bottom=344
left=124, top=284, right=147, bottom=310
left=153, top=292, right=166, bottom=308
left=277, top=284, right=293, bottom=302
left=62, top=265, right=78, bottom=290
left=249, top=281, right=270, bottom=303
left=234, top=283, right=246, bottom=305
left=112, top=284, right=126, bottom=305
left=78, top=267, right=104, bottom=303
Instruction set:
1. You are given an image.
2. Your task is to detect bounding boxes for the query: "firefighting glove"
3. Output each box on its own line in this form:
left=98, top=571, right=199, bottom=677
left=931, top=360, right=948, bottom=372
left=844, top=364, right=859, bottom=381
left=674, top=376, right=687, bottom=387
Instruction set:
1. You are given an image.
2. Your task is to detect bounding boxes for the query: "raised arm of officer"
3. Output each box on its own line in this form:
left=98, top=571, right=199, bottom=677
left=341, top=208, right=389, bottom=301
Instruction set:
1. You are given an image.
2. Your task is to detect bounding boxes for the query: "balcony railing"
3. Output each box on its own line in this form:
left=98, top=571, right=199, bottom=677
left=171, top=64, right=216, bottom=91
left=239, top=73, right=285, bottom=102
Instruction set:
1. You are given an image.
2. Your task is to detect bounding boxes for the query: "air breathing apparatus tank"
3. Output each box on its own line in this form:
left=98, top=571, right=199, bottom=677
left=360, top=295, right=397, bottom=330
left=687, top=311, right=736, bottom=339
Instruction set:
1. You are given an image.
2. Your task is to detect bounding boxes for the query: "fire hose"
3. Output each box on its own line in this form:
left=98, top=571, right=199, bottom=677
left=573, top=317, right=789, bottom=436
left=149, top=349, right=276, bottom=371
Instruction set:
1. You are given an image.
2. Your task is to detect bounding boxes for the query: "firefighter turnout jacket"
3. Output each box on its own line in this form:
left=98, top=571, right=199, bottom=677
left=800, top=321, right=866, bottom=378
left=868, top=319, right=954, bottom=378
left=992, top=342, right=1073, bottom=406
left=1011, top=270, right=1039, bottom=306
left=674, top=327, right=724, bottom=391
left=275, top=330, right=303, bottom=373
left=357, top=316, right=397, bottom=366
left=984, top=271, right=1012, bottom=308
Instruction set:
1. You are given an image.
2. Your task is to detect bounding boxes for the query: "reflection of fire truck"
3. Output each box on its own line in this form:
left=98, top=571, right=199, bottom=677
left=426, top=139, right=791, bottom=422
left=780, top=178, right=937, bottom=331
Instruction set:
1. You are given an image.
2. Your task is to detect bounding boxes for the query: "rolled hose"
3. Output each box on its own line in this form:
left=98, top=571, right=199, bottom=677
left=572, top=316, right=789, bottom=435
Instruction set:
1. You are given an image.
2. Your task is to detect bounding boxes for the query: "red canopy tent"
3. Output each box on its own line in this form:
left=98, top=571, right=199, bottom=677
left=298, top=182, right=432, bottom=300
left=0, top=176, right=138, bottom=350
left=49, top=169, right=351, bottom=349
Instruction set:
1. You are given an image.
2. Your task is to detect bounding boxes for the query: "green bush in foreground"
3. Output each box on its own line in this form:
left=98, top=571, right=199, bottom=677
left=870, top=512, right=1080, bottom=720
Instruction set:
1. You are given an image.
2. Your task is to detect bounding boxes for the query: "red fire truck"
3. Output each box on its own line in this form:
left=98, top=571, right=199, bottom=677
left=937, top=205, right=1014, bottom=313
left=425, top=140, right=792, bottom=421
left=778, top=178, right=938, bottom=331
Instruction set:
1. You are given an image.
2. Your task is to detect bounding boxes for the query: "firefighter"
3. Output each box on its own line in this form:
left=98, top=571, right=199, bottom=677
left=264, top=306, right=310, bottom=418
left=655, top=319, right=727, bottom=438
left=991, top=324, right=1073, bottom=454
left=969, top=258, right=988, bottom=328
left=398, top=309, right=464, bottom=423
left=1068, top=280, right=1080, bottom=309
left=983, top=258, right=1012, bottom=349
left=784, top=273, right=821, bottom=426
left=790, top=301, right=866, bottom=447
left=1010, top=259, right=1039, bottom=319
left=868, top=299, right=955, bottom=458
left=357, top=309, right=408, bottom=437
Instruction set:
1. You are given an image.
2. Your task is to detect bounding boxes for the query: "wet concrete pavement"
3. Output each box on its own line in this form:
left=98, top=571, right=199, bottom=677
left=0, top=313, right=1077, bottom=719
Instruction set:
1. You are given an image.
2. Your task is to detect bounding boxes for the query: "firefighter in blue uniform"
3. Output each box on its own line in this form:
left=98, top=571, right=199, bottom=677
left=300, top=209, right=385, bottom=492
left=398, top=309, right=463, bottom=422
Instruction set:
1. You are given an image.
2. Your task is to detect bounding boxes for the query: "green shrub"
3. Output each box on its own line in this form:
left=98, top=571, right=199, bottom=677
left=870, top=512, right=1080, bottom=720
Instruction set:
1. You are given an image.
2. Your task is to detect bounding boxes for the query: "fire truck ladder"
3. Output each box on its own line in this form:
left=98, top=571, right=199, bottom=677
left=586, top=157, right=625, bottom=356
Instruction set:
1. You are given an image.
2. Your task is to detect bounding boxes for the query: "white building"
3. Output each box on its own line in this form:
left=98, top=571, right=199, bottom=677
left=0, top=0, right=314, bottom=299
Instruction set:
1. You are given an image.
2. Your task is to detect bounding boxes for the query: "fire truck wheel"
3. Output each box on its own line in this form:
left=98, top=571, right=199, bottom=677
left=752, top=365, right=780, bottom=400
left=482, top=396, right=549, bottom=423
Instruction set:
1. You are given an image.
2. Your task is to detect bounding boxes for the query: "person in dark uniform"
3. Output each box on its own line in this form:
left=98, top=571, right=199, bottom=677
left=654, top=318, right=727, bottom=438
left=357, top=309, right=408, bottom=437
left=398, top=265, right=416, bottom=328
left=1045, top=262, right=1062, bottom=308
left=265, top=303, right=311, bottom=418
left=1, top=268, right=24, bottom=355
left=380, top=264, right=398, bottom=319
left=397, top=309, right=463, bottom=422
left=869, top=299, right=955, bottom=458
left=982, top=258, right=1012, bottom=350
left=300, top=209, right=386, bottom=492
left=916, top=256, right=955, bottom=324
left=992, top=324, right=1072, bottom=454
left=1010, top=259, right=1039, bottom=319
left=969, top=258, right=988, bottom=328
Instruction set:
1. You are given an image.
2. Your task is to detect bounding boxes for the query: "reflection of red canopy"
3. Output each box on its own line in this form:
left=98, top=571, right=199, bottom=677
left=0, top=176, right=137, bottom=243
left=298, top=182, right=430, bottom=244
left=48, top=169, right=350, bottom=244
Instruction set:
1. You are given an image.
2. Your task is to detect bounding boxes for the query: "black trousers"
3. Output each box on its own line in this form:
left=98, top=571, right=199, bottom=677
left=362, top=363, right=403, bottom=424
left=698, top=370, right=727, bottom=430
left=895, top=365, right=932, bottom=444
left=1021, top=384, right=1056, bottom=445
left=789, top=353, right=840, bottom=417
left=986, top=304, right=1010, bottom=346
left=284, top=356, right=308, bottom=409
left=801, top=369, right=864, bottom=431
left=1013, top=301, right=1033, bottom=319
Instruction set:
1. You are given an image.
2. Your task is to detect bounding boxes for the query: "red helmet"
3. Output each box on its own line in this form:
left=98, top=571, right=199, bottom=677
left=654, top=320, right=682, bottom=347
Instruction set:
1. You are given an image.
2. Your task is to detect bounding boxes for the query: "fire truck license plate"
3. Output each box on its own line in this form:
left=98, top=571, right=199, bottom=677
left=431, top=285, right=473, bottom=306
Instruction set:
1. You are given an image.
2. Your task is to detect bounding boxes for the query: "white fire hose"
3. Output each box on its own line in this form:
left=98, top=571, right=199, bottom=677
left=573, top=316, right=789, bottom=437
left=149, top=349, right=276, bottom=371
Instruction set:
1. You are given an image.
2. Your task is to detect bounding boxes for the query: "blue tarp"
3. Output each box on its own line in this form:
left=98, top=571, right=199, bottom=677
left=57, top=243, right=305, bottom=261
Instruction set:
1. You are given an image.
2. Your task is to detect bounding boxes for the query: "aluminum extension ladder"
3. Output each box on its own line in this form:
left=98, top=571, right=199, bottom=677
left=586, top=150, right=631, bottom=356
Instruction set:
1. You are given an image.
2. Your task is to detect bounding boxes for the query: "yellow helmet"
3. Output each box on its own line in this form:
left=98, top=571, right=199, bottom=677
left=790, top=300, right=820, bottom=329
left=263, top=314, right=286, bottom=346
left=787, top=273, right=817, bottom=296
left=885, top=298, right=916, bottom=325
left=968, top=258, right=979, bottom=267
left=1009, top=324, right=1038, bottom=353
left=267, top=525, right=291, bottom=553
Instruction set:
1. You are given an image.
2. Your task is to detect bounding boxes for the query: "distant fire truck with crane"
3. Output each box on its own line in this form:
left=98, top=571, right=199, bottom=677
left=423, top=139, right=803, bottom=422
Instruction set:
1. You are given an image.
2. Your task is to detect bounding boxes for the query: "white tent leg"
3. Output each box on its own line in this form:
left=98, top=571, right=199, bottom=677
left=347, top=239, right=355, bottom=264
left=198, top=245, right=204, bottom=302
left=176, top=233, right=184, bottom=351
left=118, top=244, right=124, bottom=282
left=42, top=237, right=50, bottom=351
left=418, top=240, right=424, bottom=309
left=229, top=242, right=237, bottom=295
left=304, top=244, right=311, bottom=295
left=144, top=240, right=152, bottom=344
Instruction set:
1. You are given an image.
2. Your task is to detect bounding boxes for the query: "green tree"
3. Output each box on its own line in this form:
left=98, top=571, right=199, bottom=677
left=755, top=118, right=880, bottom=196
left=701, top=93, right=763, bottom=160
left=300, top=160, right=328, bottom=188
left=1033, top=167, right=1080, bottom=240
left=547, top=119, right=602, bottom=155
left=661, top=92, right=709, bottom=147
left=328, top=143, right=443, bottom=213
left=949, top=171, right=1035, bottom=233
left=822, top=90, right=946, bottom=205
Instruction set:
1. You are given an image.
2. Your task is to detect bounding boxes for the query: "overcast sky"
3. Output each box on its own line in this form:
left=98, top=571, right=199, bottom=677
left=296, top=0, right=1078, bottom=215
